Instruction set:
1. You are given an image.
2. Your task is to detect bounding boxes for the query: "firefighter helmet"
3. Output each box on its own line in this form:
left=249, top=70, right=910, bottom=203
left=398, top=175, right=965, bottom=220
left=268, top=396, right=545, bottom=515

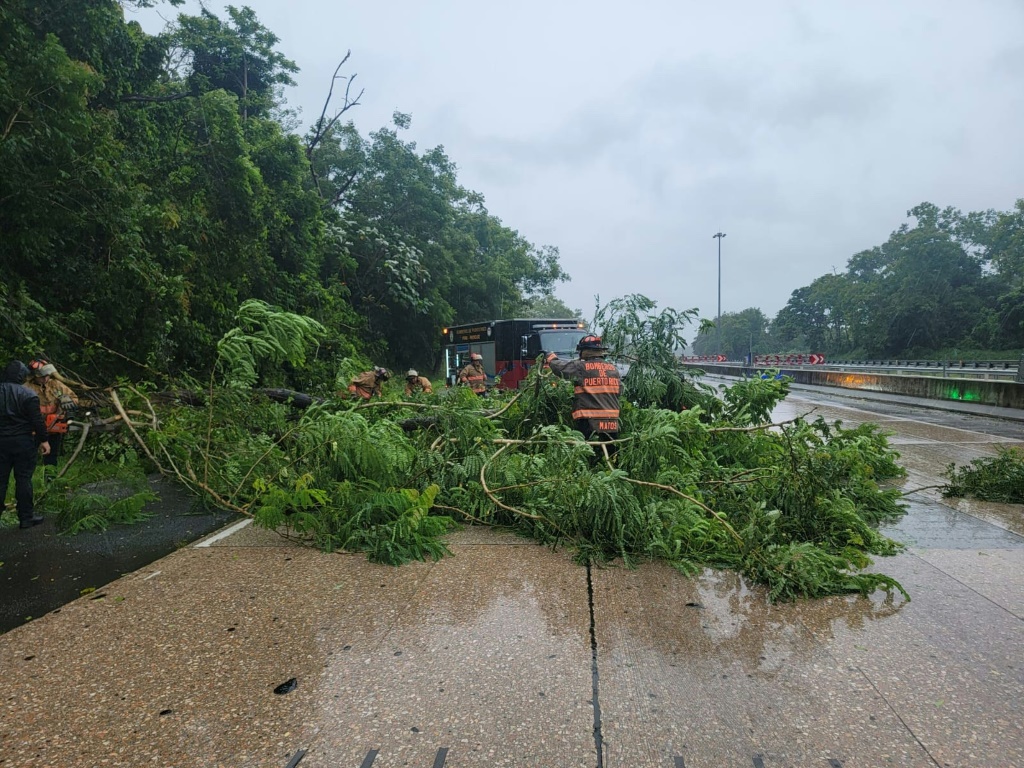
left=406, top=369, right=418, bottom=378
left=374, top=367, right=392, bottom=380
left=576, top=335, right=607, bottom=353
left=29, top=359, right=56, bottom=377
left=469, top=353, right=483, bottom=362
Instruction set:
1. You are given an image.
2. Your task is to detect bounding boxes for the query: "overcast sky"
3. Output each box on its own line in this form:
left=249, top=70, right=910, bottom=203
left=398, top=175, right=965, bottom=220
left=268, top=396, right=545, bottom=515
left=131, top=0, right=1024, bottom=325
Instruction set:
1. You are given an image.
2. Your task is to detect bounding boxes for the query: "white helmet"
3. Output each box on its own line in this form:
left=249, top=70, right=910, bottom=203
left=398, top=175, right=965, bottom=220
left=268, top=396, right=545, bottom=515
left=406, top=369, right=418, bottom=378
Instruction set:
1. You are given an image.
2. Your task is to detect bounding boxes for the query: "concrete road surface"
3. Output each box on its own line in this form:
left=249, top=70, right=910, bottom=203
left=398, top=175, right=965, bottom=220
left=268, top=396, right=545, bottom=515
left=1, top=386, right=1022, bottom=767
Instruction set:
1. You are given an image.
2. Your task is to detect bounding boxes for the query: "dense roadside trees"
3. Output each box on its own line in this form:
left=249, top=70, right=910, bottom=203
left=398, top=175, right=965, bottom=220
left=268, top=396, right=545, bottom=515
left=691, top=308, right=771, bottom=361
left=696, top=201, right=1024, bottom=359
left=1, top=0, right=567, bottom=384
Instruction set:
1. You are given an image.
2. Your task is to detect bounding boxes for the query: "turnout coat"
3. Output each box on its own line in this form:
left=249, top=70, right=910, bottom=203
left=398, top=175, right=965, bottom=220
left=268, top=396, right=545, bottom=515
left=545, top=353, right=621, bottom=436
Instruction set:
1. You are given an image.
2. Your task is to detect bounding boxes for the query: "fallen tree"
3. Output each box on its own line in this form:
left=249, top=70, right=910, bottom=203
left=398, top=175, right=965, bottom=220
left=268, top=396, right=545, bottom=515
left=39, top=297, right=912, bottom=602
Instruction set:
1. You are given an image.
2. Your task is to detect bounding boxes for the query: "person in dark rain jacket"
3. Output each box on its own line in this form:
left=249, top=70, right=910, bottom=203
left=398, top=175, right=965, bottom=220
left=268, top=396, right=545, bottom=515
left=0, top=361, right=51, bottom=529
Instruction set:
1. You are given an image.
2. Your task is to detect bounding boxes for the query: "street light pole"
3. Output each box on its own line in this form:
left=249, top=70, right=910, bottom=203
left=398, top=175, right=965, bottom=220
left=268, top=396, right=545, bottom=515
left=713, top=232, right=726, bottom=357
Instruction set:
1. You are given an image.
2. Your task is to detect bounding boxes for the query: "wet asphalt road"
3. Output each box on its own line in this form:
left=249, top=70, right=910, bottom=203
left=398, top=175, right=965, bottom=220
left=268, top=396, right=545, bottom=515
left=0, top=477, right=235, bottom=635
left=784, top=381, right=1024, bottom=438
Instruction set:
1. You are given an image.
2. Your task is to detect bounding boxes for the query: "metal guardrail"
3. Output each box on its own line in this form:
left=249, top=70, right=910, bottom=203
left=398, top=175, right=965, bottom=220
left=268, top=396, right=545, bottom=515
left=830, top=359, right=1017, bottom=371
left=697, top=359, right=1022, bottom=382
left=819, top=360, right=1019, bottom=382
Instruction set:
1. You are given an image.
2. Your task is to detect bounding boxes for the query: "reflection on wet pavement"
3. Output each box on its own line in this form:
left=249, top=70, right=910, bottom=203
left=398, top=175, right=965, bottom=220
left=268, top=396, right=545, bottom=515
left=881, top=498, right=1024, bottom=549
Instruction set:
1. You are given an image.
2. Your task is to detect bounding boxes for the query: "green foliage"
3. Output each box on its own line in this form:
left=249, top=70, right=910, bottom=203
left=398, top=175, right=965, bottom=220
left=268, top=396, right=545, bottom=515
left=216, top=299, right=325, bottom=387
left=252, top=474, right=453, bottom=565
left=766, top=201, right=1023, bottom=358
left=0, top=0, right=926, bottom=603
left=307, top=114, right=570, bottom=369
left=520, top=294, right=581, bottom=319
left=129, top=306, right=912, bottom=599
left=173, top=5, right=298, bottom=120
left=595, top=294, right=700, bottom=410
left=744, top=541, right=909, bottom=603
left=1, top=2, right=570, bottom=380
left=943, top=447, right=1024, bottom=503
left=53, top=487, right=158, bottom=535
left=143, top=385, right=292, bottom=499
left=692, top=307, right=771, bottom=360
left=32, top=435, right=158, bottom=534
left=721, top=374, right=790, bottom=425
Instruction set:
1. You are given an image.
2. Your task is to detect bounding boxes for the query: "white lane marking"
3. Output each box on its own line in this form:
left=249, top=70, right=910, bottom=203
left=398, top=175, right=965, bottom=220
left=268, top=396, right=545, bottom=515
left=194, top=518, right=253, bottom=547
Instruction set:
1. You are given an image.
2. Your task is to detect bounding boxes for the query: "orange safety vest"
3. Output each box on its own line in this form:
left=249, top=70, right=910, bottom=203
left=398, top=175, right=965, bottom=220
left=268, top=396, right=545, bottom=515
left=458, top=364, right=486, bottom=394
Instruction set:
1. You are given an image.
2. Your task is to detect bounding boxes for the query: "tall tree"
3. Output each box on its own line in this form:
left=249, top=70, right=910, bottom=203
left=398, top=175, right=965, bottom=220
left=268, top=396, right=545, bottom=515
left=173, top=5, right=297, bottom=120
left=519, top=294, right=581, bottom=319
left=307, top=112, right=568, bottom=369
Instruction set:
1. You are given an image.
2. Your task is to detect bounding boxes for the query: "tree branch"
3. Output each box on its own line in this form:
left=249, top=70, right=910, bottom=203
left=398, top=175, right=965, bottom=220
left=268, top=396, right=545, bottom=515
left=109, top=388, right=164, bottom=472
left=120, top=92, right=193, bottom=104
left=620, top=476, right=744, bottom=546
left=307, top=52, right=363, bottom=156
left=306, top=52, right=364, bottom=199
left=707, top=415, right=806, bottom=433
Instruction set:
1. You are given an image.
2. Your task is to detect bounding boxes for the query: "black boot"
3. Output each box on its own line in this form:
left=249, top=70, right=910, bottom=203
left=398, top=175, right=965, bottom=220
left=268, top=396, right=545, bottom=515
left=19, top=515, right=44, bottom=529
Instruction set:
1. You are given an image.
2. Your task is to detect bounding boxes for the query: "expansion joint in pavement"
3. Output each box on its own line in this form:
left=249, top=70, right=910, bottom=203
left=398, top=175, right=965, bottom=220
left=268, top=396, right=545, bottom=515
left=586, top=561, right=606, bottom=767
left=852, top=665, right=944, bottom=768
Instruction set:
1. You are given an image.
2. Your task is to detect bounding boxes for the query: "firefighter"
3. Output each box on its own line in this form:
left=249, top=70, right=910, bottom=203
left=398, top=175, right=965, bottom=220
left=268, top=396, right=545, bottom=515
left=545, top=335, right=621, bottom=443
left=457, top=353, right=487, bottom=395
left=404, top=369, right=433, bottom=396
left=26, top=360, right=78, bottom=467
left=347, top=367, right=391, bottom=400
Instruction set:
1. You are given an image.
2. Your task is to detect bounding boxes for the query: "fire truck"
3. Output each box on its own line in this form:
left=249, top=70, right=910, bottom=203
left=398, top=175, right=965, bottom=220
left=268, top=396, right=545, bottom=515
left=442, top=318, right=589, bottom=390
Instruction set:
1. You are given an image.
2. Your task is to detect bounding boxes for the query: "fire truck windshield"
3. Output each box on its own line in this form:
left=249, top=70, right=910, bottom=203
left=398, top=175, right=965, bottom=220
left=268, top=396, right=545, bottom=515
left=538, top=330, right=588, bottom=357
